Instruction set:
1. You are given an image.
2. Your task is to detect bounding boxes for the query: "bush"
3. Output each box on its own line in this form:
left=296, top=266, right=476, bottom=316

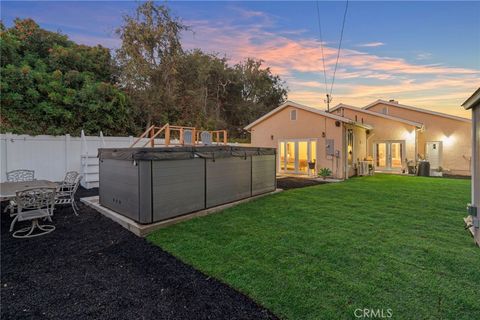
left=318, top=167, right=332, bottom=179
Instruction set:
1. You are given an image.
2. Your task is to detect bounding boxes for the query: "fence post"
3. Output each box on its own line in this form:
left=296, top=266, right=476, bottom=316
left=5, top=132, right=12, bottom=174
left=81, top=130, right=87, bottom=156
left=100, top=131, right=106, bottom=147
left=65, top=134, right=71, bottom=172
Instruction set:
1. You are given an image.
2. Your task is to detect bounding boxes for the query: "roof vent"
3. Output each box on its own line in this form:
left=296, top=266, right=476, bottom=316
left=389, top=99, right=398, bottom=104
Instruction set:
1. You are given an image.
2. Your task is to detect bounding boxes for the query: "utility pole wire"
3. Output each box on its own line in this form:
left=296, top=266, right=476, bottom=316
left=329, top=0, right=349, bottom=97
left=315, top=1, right=329, bottom=96
left=315, top=0, right=349, bottom=110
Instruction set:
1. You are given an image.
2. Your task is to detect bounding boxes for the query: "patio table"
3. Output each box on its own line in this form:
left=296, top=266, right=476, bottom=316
left=0, top=180, right=58, bottom=200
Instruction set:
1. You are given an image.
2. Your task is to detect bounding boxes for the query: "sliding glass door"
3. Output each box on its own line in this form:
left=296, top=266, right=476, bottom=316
left=375, top=141, right=404, bottom=170
left=285, top=142, right=296, bottom=172
left=278, top=139, right=317, bottom=174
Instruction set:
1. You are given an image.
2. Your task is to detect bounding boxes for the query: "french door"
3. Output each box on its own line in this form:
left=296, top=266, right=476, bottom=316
left=375, top=141, right=404, bottom=170
left=279, top=140, right=317, bottom=174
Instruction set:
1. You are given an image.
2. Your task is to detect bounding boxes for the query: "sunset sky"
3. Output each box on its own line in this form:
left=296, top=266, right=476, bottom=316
left=2, top=1, right=479, bottom=118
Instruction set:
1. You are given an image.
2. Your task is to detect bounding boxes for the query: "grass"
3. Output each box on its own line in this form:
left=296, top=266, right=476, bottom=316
left=148, top=174, right=480, bottom=319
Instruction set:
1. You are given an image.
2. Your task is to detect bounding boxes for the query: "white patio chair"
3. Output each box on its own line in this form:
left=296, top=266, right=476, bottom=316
left=55, top=174, right=82, bottom=215
left=4, top=169, right=36, bottom=215
left=9, top=187, right=56, bottom=238
left=58, top=171, right=79, bottom=189
left=6, top=169, right=35, bottom=182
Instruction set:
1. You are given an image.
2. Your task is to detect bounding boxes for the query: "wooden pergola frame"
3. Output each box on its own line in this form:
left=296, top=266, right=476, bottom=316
left=130, top=124, right=228, bottom=148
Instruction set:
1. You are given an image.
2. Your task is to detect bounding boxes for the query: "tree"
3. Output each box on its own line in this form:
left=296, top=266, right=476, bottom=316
left=0, top=19, right=136, bottom=135
left=175, top=51, right=287, bottom=137
left=115, top=1, right=188, bottom=129
left=224, top=58, right=288, bottom=136
left=2, top=2, right=288, bottom=139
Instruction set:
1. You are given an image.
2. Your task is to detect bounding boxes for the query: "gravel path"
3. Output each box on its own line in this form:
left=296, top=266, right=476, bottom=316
left=1, top=188, right=277, bottom=320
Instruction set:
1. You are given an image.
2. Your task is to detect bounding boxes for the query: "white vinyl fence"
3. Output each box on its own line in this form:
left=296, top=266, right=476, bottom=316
left=0, top=132, right=159, bottom=188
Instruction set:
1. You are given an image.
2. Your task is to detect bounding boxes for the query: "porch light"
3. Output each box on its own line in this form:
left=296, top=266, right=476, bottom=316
left=443, top=134, right=455, bottom=146
left=403, top=130, right=415, bottom=141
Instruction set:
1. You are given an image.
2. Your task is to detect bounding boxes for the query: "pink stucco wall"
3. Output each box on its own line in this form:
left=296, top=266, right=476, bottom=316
left=333, top=107, right=418, bottom=170
left=368, top=103, right=472, bottom=175
left=249, top=105, right=347, bottom=178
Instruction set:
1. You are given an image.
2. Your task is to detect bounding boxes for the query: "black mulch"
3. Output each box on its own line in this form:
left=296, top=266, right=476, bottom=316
left=277, top=177, right=328, bottom=190
left=1, top=188, right=277, bottom=320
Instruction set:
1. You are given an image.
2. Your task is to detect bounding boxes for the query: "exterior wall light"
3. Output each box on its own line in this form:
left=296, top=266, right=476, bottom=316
left=443, top=135, right=455, bottom=146
left=403, top=130, right=415, bottom=141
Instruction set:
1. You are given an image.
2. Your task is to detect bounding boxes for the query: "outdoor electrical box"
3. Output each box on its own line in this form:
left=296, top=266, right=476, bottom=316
left=326, top=139, right=334, bottom=156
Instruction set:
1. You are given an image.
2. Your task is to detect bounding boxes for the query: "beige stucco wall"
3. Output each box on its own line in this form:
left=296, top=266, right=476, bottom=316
left=333, top=108, right=417, bottom=170
left=249, top=105, right=347, bottom=178
left=369, top=103, right=472, bottom=175
left=344, top=124, right=368, bottom=176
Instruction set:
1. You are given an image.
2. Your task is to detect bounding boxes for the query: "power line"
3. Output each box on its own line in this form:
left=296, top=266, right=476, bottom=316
left=315, top=0, right=349, bottom=110
left=315, top=1, right=328, bottom=96
left=329, top=0, right=349, bottom=97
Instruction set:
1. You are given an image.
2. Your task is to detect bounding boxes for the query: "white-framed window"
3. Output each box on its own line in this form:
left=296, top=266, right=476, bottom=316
left=290, top=109, right=297, bottom=121
left=382, top=107, right=388, bottom=115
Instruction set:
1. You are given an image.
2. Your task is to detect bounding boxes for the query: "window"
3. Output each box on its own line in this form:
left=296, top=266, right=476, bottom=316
left=382, top=107, right=388, bottom=115
left=290, top=109, right=297, bottom=121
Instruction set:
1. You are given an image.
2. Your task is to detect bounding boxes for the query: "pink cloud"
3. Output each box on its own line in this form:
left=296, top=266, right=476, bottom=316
left=181, top=13, right=479, bottom=117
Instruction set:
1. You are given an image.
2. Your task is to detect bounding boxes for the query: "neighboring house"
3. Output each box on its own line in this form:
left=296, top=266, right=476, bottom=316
left=245, top=99, right=471, bottom=178
left=244, top=101, right=371, bottom=179
left=462, top=88, right=480, bottom=246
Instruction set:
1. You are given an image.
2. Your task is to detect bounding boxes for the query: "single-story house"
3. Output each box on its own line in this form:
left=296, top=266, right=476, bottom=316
left=245, top=101, right=371, bottom=179
left=462, top=88, right=480, bottom=245
left=245, top=99, right=471, bottom=179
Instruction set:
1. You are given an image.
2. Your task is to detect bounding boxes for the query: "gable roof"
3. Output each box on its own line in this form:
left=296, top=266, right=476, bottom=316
left=330, top=103, right=424, bottom=128
left=244, top=100, right=355, bottom=130
left=462, top=88, right=480, bottom=110
left=363, top=99, right=471, bottom=123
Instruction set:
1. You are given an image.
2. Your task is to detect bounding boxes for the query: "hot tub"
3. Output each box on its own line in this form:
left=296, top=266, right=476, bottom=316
left=98, top=146, right=276, bottom=224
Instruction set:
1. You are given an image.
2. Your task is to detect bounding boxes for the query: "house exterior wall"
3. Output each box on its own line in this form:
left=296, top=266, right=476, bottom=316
left=344, top=124, right=368, bottom=176
left=249, top=105, right=347, bottom=178
left=333, top=108, right=417, bottom=169
left=368, top=103, right=472, bottom=175
left=472, top=105, right=480, bottom=244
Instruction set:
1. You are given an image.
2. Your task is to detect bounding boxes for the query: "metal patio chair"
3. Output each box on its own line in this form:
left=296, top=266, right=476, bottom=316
left=58, top=171, right=79, bottom=189
left=4, top=169, right=36, bottom=215
left=6, top=169, right=35, bottom=182
left=55, top=174, right=82, bottom=215
left=9, top=187, right=56, bottom=238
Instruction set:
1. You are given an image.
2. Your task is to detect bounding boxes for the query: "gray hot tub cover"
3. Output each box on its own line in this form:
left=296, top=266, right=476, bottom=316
left=98, top=146, right=275, bottom=161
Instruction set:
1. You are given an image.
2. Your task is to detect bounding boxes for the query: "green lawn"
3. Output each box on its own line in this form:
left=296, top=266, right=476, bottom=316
left=148, top=174, right=480, bottom=319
